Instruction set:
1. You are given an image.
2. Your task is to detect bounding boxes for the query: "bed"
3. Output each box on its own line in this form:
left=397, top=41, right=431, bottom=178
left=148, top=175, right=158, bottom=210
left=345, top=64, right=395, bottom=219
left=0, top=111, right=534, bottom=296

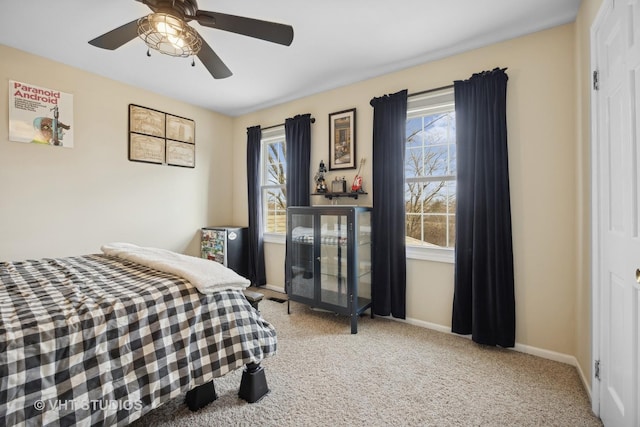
left=0, top=243, right=277, bottom=426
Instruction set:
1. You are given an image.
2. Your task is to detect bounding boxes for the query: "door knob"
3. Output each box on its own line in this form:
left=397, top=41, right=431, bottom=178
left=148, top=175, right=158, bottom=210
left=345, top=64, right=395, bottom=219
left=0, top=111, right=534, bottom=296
left=636, top=269, right=640, bottom=284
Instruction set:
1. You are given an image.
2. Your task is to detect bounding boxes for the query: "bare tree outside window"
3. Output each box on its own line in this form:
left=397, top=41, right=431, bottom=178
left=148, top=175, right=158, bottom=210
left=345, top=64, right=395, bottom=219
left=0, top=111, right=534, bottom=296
left=262, top=133, right=287, bottom=233
left=405, top=108, right=456, bottom=248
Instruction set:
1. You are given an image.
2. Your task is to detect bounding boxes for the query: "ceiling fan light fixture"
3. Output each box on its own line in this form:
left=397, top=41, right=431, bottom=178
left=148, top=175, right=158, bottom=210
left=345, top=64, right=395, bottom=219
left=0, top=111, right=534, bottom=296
left=137, top=12, right=202, bottom=57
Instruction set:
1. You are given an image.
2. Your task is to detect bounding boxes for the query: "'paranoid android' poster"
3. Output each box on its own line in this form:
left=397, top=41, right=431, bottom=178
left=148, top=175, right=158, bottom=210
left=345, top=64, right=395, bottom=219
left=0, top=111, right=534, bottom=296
left=9, top=80, right=74, bottom=147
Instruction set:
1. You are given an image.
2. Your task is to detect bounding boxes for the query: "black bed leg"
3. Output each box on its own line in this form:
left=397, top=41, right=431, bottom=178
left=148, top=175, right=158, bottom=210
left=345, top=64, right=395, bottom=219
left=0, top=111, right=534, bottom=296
left=185, top=380, right=217, bottom=411
left=238, top=363, right=270, bottom=403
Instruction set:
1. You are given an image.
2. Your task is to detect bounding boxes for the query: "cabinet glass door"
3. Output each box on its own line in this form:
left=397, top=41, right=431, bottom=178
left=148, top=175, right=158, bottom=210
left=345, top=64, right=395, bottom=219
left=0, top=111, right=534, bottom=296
left=319, top=214, right=349, bottom=308
left=357, top=210, right=372, bottom=306
left=289, top=213, right=314, bottom=301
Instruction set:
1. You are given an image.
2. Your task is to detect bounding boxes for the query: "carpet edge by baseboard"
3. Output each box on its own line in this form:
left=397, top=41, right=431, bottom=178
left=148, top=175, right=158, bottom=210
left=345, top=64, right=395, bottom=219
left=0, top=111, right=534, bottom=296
left=261, top=284, right=594, bottom=401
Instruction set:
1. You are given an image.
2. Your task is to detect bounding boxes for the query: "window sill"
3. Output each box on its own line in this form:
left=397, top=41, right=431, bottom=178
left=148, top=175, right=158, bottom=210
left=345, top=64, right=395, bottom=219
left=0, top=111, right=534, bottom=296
left=264, top=233, right=453, bottom=263
left=406, top=246, right=454, bottom=264
left=264, top=232, right=286, bottom=245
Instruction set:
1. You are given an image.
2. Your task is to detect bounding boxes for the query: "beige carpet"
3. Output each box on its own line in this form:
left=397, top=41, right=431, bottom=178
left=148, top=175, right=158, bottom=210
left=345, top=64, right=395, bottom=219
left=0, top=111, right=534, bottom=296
left=131, top=290, right=602, bottom=427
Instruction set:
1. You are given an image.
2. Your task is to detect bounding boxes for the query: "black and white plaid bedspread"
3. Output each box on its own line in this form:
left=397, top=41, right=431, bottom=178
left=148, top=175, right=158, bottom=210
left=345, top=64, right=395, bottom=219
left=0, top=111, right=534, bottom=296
left=0, top=254, right=277, bottom=427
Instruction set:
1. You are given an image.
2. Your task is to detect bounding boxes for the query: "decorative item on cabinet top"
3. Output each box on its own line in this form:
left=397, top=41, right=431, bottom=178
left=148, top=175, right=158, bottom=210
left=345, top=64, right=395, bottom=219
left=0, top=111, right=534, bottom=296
left=331, top=176, right=347, bottom=193
left=312, top=157, right=367, bottom=200
left=314, top=160, right=328, bottom=193
left=350, top=158, right=365, bottom=192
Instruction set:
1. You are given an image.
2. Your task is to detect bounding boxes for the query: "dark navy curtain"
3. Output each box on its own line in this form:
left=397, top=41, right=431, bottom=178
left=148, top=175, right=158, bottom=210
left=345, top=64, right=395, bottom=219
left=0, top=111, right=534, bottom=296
left=284, top=114, right=312, bottom=292
left=370, top=89, right=408, bottom=319
left=284, top=114, right=312, bottom=207
left=246, top=125, right=266, bottom=286
left=451, top=68, right=515, bottom=347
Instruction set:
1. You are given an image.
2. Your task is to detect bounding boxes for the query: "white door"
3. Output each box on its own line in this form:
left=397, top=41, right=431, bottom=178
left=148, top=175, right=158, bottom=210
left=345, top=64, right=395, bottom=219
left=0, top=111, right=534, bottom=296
left=593, top=1, right=640, bottom=426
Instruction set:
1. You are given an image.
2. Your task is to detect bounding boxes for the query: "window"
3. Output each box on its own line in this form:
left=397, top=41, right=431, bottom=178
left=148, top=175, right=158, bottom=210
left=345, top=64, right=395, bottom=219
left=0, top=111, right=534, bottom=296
left=261, top=126, right=287, bottom=234
left=405, top=88, right=456, bottom=252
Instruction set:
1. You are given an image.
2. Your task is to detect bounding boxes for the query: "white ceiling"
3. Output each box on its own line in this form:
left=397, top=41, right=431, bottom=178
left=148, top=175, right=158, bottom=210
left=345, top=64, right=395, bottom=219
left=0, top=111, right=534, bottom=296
left=0, top=0, right=581, bottom=117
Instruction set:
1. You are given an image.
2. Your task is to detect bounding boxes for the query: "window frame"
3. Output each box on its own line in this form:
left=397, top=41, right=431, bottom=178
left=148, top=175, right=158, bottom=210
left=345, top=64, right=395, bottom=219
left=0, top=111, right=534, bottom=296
left=405, top=88, right=456, bottom=263
left=260, top=126, right=287, bottom=241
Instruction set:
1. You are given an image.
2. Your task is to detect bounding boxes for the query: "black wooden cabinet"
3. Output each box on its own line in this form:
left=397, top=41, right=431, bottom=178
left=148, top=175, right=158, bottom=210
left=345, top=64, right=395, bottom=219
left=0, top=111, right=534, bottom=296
left=285, top=206, right=372, bottom=333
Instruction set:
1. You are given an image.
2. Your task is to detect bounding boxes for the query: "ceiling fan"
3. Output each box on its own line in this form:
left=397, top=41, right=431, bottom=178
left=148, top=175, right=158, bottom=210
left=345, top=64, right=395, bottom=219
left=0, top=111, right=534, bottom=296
left=89, top=0, right=294, bottom=79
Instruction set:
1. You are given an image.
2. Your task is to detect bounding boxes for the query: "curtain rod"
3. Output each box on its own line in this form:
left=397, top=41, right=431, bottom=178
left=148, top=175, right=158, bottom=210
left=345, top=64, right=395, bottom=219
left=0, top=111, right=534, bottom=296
left=261, top=117, right=316, bottom=131
left=408, top=84, right=454, bottom=98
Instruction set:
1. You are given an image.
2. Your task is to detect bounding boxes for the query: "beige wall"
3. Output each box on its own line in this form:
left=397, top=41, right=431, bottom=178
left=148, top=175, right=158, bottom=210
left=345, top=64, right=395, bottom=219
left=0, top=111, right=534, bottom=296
left=232, top=24, right=580, bottom=358
left=0, top=45, right=234, bottom=260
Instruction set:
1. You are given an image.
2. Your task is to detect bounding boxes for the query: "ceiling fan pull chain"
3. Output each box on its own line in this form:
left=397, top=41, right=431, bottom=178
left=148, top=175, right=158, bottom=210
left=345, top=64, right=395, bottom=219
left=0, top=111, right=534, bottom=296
left=191, top=57, right=195, bottom=67
left=147, top=48, right=151, bottom=57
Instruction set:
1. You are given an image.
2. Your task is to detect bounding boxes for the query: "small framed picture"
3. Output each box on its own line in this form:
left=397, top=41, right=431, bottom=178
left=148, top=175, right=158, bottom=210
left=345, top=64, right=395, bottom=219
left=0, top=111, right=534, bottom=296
left=166, top=140, right=195, bottom=168
left=129, top=133, right=165, bottom=164
left=166, top=114, right=195, bottom=143
left=129, top=104, right=165, bottom=138
left=328, top=108, right=356, bottom=170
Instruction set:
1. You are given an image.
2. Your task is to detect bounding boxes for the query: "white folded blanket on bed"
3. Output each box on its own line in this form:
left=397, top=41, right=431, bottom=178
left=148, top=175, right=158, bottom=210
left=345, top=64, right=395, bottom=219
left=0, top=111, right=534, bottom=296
left=101, top=242, right=250, bottom=294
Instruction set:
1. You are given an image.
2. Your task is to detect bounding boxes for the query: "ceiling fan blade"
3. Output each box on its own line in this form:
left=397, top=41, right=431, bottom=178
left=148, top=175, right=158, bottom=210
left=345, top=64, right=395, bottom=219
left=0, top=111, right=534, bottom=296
left=197, top=38, right=232, bottom=79
left=89, top=19, right=140, bottom=50
left=195, top=11, right=294, bottom=46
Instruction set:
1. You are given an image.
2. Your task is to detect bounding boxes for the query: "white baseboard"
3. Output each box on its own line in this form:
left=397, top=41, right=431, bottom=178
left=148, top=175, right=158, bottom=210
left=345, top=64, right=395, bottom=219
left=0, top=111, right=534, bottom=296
left=400, top=316, right=452, bottom=334
left=574, top=359, right=592, bottom=401
left=512, top=342, right=576, bottom=365
left=402, top=315, right=593, bottom=399
left=262, top=283, right=285, bottom=294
